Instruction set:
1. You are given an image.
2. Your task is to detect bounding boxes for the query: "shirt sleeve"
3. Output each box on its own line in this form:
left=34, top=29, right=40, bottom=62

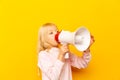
left=69, top=51, right=91, bottom=69
left=37, top=51, right=64, bottom=80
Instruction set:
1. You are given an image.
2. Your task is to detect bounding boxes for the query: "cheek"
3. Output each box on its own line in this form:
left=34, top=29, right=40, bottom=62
left=47, top=35, right=55, bottom=41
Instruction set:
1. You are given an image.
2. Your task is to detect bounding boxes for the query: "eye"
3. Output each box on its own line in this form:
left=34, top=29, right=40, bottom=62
left=49, top=32, right=53, bottom=35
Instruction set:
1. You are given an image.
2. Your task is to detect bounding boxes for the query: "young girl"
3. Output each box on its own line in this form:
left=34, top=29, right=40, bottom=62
left=37, top=23, right=94, bottom=80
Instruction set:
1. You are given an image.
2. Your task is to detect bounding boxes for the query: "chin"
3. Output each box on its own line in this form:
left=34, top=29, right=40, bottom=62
left=53, top=43, right=58, bottom=47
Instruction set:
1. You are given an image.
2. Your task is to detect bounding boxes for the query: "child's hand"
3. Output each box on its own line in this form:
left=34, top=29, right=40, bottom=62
left=58, top=44, right=69, bottom=62
left=89, top=35, right=95, bottom=46
left=59, top=44, right=69, bottom=56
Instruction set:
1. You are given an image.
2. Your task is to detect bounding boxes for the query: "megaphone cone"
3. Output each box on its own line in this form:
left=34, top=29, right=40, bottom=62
left=55, top=27, right=91, bottom=51
left=55, top=27, right=91, bottom=58
left=74, top=27, right=91, bottom=51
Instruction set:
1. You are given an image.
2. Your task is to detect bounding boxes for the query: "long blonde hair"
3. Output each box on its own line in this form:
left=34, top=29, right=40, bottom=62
left=37, top=23, right=57, bottom=53
left=37, top=23, right=57, bottom=77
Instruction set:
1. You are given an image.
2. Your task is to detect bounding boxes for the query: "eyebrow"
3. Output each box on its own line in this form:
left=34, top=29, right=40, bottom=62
left=48, top=29, right=58, bottom=31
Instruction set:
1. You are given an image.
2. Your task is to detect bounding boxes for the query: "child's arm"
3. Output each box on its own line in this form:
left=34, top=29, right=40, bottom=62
left=69, top=35, right=94, bottom=69
left=69, top=49, right=91, bottom=69
left=38, top=51, right=64, bottom=80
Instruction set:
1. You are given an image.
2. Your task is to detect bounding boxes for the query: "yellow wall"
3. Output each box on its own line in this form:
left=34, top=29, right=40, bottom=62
left=0, top=0, right=120, bottom=80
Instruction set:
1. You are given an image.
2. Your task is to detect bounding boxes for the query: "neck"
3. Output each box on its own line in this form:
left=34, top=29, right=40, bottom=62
left=45, top=45, right=53, bottom=52
left=46, top=45, right=57, bottom=52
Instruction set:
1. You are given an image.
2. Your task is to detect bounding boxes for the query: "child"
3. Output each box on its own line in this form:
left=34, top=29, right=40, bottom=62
left=37, top=23, right=94, bottom=80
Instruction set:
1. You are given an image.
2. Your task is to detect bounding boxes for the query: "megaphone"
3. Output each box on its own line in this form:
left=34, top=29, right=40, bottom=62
left=55, top=27, right=91, bottom=58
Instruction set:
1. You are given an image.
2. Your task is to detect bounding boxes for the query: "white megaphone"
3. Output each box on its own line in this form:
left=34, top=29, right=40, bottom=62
left=55, top=27, right=91, bottom=59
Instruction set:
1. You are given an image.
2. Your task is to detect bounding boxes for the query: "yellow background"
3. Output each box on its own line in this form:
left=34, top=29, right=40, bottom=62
left=0, top=0, right=120, bottom=80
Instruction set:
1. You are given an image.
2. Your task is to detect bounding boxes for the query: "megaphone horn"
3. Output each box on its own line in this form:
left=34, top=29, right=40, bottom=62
left=74, top=27, right=91, bottom=51
left=55, top=27, right=91, bottom=58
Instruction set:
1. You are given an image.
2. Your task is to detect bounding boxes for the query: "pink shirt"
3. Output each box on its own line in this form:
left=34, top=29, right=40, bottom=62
left=38, top=47, right=91, bottom=80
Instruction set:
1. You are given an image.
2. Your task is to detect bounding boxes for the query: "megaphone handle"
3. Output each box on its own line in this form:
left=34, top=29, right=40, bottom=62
left=61, top=43, right=69, bottom=59
left=64, top=52, right=69, bottom=59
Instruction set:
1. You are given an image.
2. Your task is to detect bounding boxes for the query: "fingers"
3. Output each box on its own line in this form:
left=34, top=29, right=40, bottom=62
left=62, top=44, right=69, bottom=53
left=60, top=44, right=69, bottom=55
left=91, top=35, right=95, bottom=42
left=62, top=44, right=68, bottom=49
left=86, top=35, right=95, bottom=50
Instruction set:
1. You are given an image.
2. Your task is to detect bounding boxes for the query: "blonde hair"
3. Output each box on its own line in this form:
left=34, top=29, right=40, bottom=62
left=37, top=23, right=57, bottom=53
left=37, top=23, right=57, bottom=77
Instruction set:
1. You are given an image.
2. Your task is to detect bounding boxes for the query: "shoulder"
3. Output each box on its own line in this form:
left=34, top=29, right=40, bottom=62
left=38, top=50, right=48, bottom=59
left=51, top=47, right=59, bottom=52
left=38, top=47, right=60, bottom=59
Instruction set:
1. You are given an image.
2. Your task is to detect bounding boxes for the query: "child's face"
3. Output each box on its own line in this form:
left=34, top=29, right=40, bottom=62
left=46, top=25, right=58, bottom=47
